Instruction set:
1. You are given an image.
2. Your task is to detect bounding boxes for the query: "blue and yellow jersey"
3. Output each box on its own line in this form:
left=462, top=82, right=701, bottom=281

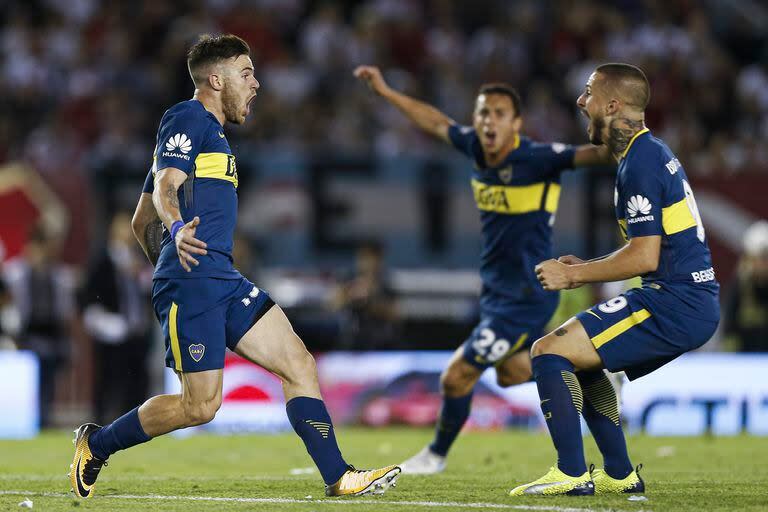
left=448, top=124, right=576, bottom=316
left=615, top=129, right=719, bottom=314
left=144, top=99, right=241, bottom=280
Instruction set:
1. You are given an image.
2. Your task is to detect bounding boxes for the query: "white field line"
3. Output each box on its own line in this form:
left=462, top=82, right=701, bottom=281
left=0, top=490, right=651, bottom=512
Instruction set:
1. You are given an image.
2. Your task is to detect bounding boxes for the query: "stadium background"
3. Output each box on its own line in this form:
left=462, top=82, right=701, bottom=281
left=0, top=0, right=767, bottom=441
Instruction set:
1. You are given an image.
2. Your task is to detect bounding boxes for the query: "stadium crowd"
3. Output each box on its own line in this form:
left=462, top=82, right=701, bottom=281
left=1, top=0, right=767, bottom=177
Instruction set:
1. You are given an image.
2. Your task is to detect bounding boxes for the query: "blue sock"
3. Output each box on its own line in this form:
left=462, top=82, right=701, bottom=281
left=532, top=354, right=586, bottom=477
left=578, top=371, right=633, bottom=479
left=286, top=397, right=348, bottom=485
left=88, top=407, right=151, bottom=460
left=429, top=393, right=472, bottom=457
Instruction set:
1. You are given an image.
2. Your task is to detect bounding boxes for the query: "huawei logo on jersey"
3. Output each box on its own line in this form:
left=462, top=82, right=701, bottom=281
left=626, top=195, right=654, bottom=224
left=627, top=195, right=652, bottom=217
left=166, top=133, right=192, bottom=154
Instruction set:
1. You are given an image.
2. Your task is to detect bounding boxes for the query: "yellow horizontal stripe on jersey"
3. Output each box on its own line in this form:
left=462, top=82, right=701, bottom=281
left=471, top=180, right=561, bottom=214
left=590, top=308, right=651, bottom=349
left=194, top=152, right=238, bottom=187
left=662, top=197, right=697, bottom=235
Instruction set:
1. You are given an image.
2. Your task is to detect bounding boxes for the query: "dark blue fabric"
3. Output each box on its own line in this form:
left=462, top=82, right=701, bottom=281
left=429, top=393, right=473, bottom=456
left=88, top=407, right=151, bottom=460
left=286, top=397, right=348, bottom=485
left=577, top=371, right=632, bottom=479
left=532, top=354, right=586, bottom=477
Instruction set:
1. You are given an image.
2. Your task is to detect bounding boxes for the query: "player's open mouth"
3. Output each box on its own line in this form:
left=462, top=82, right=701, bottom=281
left=483, top=132, right=497, bottom=145
left=245, top=95, right=256, bottom=114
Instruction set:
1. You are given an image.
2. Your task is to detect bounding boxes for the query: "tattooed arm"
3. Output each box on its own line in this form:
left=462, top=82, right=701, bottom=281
left=131, top=192, right=163, bottom=265
left=152, top=167, right=207, bottom=272
left=607, top=117, right=645, bottom=158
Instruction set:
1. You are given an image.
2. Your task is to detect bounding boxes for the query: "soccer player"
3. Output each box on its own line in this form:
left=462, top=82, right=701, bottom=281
left=353, top=65, right=613, bottom=474
left=69, top=35, right=400, bottom=499
left=510, top=63, right=720, bottom=496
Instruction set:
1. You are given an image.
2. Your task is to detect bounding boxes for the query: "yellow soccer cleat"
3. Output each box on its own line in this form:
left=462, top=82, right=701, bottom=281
left=68, top=423, right=108, bottom=498
left=325, top=464, right=401, bottom=497
left=591, top=464, right=645, bottom=494
left=509, top=466, right=594, bottom=496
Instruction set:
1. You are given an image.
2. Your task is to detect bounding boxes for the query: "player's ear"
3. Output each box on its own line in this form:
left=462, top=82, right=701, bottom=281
left=511, top=115, right=523, bottom=132
left=208, top=72, right=224, bottom=92
left=605, top=98, right=620, bottom=116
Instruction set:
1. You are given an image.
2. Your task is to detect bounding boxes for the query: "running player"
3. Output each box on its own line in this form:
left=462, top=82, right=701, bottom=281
left=510, top=63, right=719, bottom=496
left=353, top=65, right=613, bottom=474
left=69, top=35, right=400, bottom=499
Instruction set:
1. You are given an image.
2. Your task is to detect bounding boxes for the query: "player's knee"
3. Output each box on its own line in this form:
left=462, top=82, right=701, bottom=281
left=184, top=398, right=221, bottom=426
left=440, top=366, right=475, bottom=397
left=530, top=336, right=558, bottom=358
left=496, top=367, right=530, bottom=388
left=283, top=346, right=317, bottom=385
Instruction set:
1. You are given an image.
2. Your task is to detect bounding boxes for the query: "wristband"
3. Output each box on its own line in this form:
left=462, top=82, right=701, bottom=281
left=170, top=220, right=184, bottom=242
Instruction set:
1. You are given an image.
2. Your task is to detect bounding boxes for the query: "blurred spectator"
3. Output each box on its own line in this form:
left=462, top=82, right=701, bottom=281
left=0, top=276, right=18, bottom=350
left=80, top=212, right=152, bottom=424
left=724, top=221, right=768, bottom=352
left=3, top=226, right=76, bottom=427
left=331, top=241, right=400, bottom=349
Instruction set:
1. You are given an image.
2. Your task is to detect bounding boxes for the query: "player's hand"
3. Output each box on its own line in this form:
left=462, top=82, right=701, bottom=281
left=558, top=254, right=586, bottom=265
left=353, top=65, right=389, bottom=95
left=535, top=259, right=580, bottom=291
left=174, top=216, right=207, bottom=272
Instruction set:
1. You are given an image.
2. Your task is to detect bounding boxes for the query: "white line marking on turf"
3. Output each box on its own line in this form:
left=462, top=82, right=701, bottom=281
left=0, top=490, right=651, bottom=512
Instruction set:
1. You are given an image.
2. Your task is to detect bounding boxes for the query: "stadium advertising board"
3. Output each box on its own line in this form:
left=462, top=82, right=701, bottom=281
left=0, top=351, right=38, bottom=438
left=163, top=352, right=768, bottom=436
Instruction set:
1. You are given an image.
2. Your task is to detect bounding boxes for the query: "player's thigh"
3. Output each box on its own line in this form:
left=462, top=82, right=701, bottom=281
left=232, top=303, right=316, bottom=384
left=495, top=349, right=532, bottom=387
left=530, top=316, right=603, bottom=371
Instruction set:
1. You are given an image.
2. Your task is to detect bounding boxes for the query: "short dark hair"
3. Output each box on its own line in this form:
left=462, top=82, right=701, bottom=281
left=478, top=83, right=522, bottom=117
left=187, top=34, right=250, bottom=86
left=595, top=63, right=650, bottom=109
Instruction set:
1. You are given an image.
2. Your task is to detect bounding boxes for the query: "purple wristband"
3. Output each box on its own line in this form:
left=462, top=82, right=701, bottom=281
left=170, top=220, right=184, bottom=242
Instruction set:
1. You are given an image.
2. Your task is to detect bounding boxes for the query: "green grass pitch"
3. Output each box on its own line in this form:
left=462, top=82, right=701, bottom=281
left=1, top=428, right=766, bottom=511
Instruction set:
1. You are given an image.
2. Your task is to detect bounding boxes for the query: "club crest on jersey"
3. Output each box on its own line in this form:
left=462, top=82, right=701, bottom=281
left=498, top=166, right=513, bottom=184
left=189, top=343, right=205, bottom=362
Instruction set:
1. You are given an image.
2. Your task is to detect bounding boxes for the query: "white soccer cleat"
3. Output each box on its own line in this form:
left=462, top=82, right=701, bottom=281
left=399, top=447, right=446, bottom=475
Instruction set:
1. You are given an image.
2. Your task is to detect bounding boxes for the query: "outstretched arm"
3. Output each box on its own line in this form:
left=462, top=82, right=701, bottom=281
left=131, top=192, right=163, bottom=266
left=152, top=167, right=207, bottom=272
left=573, top=144, right=615, bottom=167
left=354, top=65, right=454, bottom=143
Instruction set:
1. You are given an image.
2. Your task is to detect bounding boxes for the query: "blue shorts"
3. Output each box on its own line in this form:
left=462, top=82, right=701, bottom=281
left=462, top=306, right=555, bottom=370
left=152, top=277, right=274, bottom=372
left=576, top=285, right=719, bottom=381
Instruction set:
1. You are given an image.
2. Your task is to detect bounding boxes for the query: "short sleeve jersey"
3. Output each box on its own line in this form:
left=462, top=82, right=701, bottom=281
left=146, top=100, right=241, bottom=279
left=615, top=129, right=718, bottom=306
left=448, top=124, right=575, bottom=315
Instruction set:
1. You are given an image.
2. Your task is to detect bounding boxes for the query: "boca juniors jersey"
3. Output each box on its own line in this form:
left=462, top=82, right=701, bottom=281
left=615, top=128, right=719, bottom=314
left=448, top=124, right=576, bottom=317
left=144, top=99, right=241, bottom=280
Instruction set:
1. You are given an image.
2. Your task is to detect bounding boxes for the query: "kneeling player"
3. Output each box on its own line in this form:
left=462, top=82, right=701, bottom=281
left=510, top=63, right=719, bottom=496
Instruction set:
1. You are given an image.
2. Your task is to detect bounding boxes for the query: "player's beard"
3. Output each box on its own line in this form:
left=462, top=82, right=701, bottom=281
left=221, top=81, right=244, bottom=124
left=590, top=115, right=606, bottom=145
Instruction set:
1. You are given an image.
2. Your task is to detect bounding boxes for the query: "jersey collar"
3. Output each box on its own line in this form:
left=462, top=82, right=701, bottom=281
left=620, top=127, right=649, bottom=160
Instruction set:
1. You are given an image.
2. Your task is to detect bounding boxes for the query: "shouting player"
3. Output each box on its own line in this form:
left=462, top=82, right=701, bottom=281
left=354, top=65, right=613, bottom=474
left=69, top=35, right=400, bottom=499
left=510, top=63, right=719, bottom=496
